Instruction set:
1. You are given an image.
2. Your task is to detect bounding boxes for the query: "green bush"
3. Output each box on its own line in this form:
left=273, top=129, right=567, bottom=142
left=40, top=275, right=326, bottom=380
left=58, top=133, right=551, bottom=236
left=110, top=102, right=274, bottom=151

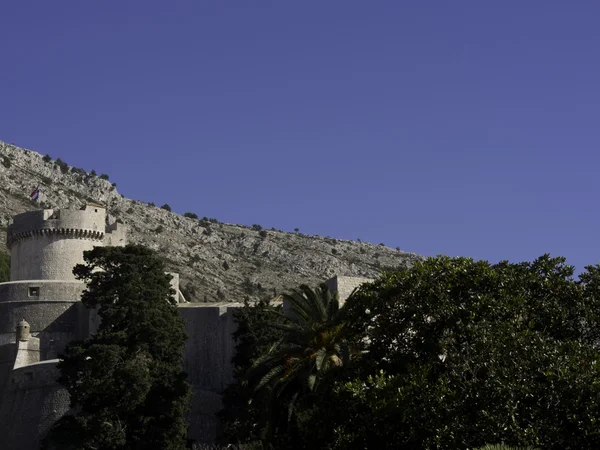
left=1, top=155, right=11, bottom=168
left=161, top=204, right=172, bottom=212
left=328, top=255, right=600, bottom=450
left=99, top=173, right=109, bottom=180
left=42, top=154, right=52, bottom=163
left=184, top=212, right=198, bottom=219
left=54, top=158, right=69, bottom=174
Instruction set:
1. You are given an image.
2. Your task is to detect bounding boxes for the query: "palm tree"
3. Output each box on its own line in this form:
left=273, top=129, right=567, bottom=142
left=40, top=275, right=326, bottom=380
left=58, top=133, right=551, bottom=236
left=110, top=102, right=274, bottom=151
left=247, top=283, right=351, bottom=430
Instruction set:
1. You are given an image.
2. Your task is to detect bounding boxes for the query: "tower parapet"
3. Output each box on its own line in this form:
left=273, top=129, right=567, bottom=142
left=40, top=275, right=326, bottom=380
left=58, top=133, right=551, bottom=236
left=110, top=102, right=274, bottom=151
left=7, top=204, right=126, bottom=281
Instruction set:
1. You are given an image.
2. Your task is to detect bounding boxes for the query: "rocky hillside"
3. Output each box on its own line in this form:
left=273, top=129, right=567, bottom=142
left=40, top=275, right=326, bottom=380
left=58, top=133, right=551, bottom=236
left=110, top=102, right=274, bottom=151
left=0, top=140, right=424, bottom=302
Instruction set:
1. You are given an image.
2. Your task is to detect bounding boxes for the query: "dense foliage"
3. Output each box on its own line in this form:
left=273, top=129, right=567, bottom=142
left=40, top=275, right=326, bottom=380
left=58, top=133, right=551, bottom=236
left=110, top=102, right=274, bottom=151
left=222, top=255, right=600, bottom=450
left=219, top=297, right=285, bottom=445
left=42, top=245, right=191, bottom=450
left=0, top=250, right=9, bottom=282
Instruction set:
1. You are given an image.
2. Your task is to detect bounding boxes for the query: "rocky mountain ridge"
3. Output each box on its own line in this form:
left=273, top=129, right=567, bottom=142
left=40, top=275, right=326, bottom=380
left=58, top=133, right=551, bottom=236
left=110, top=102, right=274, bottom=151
left=0, top=140, right=424, bottom=302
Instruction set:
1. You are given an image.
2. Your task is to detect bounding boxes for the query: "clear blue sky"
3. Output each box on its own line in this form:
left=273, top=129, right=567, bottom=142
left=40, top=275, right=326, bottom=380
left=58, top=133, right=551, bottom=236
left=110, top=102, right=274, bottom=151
left=2, top=2, right=600, bottom=273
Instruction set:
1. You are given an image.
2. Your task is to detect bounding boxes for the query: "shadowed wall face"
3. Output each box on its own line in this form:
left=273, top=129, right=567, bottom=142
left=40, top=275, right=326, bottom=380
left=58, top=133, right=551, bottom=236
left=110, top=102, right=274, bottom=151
left=0, top=361, right=70, bottom=450
left=179, top=304, right=240, bottom=443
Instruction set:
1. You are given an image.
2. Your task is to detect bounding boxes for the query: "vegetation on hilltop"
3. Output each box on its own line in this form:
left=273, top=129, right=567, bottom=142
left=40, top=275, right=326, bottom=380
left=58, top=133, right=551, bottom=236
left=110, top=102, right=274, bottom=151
left=0, top=139, right=423, bottom=304
left=221, top=255, right=600, bottom=450
left=42, top=245, right=190, bottom=450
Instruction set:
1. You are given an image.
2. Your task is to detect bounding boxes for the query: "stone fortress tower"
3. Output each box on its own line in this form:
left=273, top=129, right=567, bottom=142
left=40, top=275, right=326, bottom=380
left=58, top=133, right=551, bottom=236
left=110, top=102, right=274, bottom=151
left=0, top=203, right=127, bottom=450
left=0, top=204, right=372, bottom=449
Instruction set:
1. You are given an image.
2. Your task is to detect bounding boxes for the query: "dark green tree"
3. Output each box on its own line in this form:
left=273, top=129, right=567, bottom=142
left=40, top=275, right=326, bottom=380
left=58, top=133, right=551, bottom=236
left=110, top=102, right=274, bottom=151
left=0, top=250, right=10, bottom=282
left=219, top=298, right=285, bottom=445
left=221, top=284, right=353, bottom=448
left=42, top=245, right=190, bottom=450
left=161, top=203, right=172, bottom=211
left=183, top=212, right=198, bottom=219
left=321, top=255, right=600, bottom=450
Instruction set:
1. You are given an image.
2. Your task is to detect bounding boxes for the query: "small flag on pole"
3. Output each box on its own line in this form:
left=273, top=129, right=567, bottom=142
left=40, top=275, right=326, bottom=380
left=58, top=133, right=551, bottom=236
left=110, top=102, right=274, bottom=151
left=30, top=186, right=40, bottom=201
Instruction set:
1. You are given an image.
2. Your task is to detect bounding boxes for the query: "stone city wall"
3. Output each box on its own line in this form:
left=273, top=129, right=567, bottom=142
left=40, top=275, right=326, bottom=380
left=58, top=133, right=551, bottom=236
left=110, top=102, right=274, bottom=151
left=0, top=360, right=70, bottom=450
left=179, top=303, right=241, bottom=442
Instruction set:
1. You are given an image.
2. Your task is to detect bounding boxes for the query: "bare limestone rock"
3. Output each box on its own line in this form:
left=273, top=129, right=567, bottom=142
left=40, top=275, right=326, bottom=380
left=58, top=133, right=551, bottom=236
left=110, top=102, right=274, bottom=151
left=0, top=140, right=424, bottom=302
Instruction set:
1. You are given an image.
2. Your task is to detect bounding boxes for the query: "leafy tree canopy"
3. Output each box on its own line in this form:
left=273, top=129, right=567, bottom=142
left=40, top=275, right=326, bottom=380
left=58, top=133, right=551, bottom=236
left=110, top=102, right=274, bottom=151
left=326, top=255, right=600, bottom=450
left=43, top=244, right=190, bottom=450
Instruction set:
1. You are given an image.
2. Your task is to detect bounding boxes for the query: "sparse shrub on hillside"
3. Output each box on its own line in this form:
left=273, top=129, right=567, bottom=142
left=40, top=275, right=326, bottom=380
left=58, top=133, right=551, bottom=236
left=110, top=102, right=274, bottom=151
left=180, top=284, right=198, bottom=302
left=148, top=202, right=156, bottom=207
left=331, top=248, right=338, bottom=255
left=252, top=224, right=262, bottom=231
left=126, top=207, right=134, bottom=214
left=155, top=225, right=164, bottom=233
left=294, top=228, right=299, bottom=233
left=41, top=176, right=52, bottom=185
left=54, top=158, right=69, bottom=174
left=184, top=212, right=198, bottom=219
left=71, top=167, right=86, bottom=176
left=161, top=204, right=172, bottom=212
left=111, top=182, right=117, bottom=188
left=90, top=169, right=97, bottom=176
left=42, top=154, right=52, bottom=163
left=99, top=173, right=109, bottom=180
left=259, top=230, right=268, bottom=239
left=209, top=218, right=218, bottom=223
left=1, top=155, right=11, bottom=168
left=223, top=261, right=230, bottom=270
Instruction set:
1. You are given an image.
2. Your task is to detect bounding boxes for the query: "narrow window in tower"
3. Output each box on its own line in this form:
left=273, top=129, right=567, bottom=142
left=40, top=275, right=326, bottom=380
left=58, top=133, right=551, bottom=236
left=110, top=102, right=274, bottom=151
left=28, top=287, right=40, bottom=297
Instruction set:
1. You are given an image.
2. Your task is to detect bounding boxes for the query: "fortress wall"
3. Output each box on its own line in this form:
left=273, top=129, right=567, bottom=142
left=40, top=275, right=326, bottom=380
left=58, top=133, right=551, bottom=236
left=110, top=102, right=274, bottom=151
left=9, top=208, right=106, bottom=236
left=8, top=207, right=109, bottom=281
left=0, top=361, right=70, bottom=450
left=10, top=234, right=103, bottom=281
left=178, top=303, right=241, bottom=443
left=326, top=275, right=373, bottom=306
left=103, top=222, right=127, bottom=246
left=0, top=280, right=85, bottom=303
left=0, top=343, right=16, bottom=393
left=179, top=303, right=240, bottom=391
left=0, top=301, right=89, bottom=357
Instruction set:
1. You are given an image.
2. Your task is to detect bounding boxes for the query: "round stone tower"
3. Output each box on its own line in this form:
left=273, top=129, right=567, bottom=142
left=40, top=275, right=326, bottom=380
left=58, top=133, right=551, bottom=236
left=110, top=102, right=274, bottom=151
left=0, top=203, right=127, bottom=348
left=7, top=204, right=111, bottom=281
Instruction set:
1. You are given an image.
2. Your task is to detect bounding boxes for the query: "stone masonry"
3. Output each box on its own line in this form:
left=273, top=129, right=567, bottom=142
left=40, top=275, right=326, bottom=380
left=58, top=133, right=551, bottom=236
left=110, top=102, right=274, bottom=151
left=0, top=205, right=373, bottom=449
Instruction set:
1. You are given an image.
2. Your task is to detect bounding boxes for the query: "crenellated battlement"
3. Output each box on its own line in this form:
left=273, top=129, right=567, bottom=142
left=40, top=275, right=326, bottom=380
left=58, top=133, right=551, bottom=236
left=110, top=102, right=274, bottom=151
left=7, top=228, right=105, bottom=249
left=6, top=203, right=128, bottom=282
